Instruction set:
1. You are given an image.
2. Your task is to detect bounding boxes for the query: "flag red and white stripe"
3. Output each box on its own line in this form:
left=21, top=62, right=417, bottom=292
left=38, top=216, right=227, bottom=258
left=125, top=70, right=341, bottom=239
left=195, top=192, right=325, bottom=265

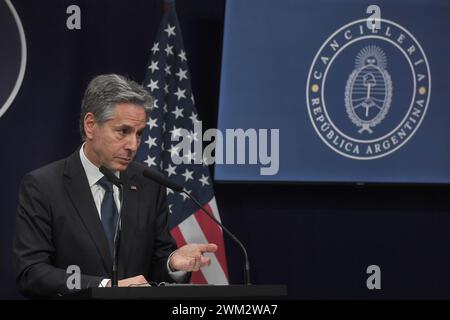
left=136, top=0, right=229, bottom=284
left=171, top=198, right=228, bottom=284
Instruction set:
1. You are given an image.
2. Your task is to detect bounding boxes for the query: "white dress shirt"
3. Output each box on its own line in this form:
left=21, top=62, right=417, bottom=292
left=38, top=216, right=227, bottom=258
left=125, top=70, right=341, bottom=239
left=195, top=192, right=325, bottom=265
left=79, top=145, right=121, bottom=217
left=79, top=144, right=186, bottom=287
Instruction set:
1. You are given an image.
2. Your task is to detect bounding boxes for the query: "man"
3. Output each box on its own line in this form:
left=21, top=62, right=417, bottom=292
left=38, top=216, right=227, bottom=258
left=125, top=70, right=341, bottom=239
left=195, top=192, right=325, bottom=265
left=13, top=74, right=217, bottom=298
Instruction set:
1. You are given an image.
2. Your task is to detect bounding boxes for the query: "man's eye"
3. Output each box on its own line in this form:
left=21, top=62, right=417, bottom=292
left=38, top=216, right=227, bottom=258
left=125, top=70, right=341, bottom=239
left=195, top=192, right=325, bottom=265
left=118, top=128, right=129, bottom=135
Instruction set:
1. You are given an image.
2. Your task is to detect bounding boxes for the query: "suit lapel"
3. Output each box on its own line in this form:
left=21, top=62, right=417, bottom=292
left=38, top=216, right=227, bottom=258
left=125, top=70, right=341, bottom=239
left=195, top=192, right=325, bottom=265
left=63, top=150, right=113, bottom=274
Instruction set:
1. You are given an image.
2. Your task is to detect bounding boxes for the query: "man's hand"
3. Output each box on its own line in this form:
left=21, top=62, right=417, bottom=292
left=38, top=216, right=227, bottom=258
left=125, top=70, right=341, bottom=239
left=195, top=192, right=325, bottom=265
left=169, top=243, right=218, bottom=272
left=106, top=275, right=149, bottom=287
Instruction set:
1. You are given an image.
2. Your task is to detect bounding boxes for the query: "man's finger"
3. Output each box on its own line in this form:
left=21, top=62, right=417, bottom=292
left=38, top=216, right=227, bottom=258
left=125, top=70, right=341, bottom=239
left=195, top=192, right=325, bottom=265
left=188, top=257, right=196, bottom=270
left=200, top=256, right=211, bottom=267
left=193, top=255, right=202, bottom=271
left=198, top=243, right=218, bottom=253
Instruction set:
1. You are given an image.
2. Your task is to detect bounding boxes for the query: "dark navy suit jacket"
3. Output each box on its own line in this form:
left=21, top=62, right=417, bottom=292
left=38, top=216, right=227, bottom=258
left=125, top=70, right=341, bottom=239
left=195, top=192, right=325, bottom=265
left=13, top=148, right=177, bottom=298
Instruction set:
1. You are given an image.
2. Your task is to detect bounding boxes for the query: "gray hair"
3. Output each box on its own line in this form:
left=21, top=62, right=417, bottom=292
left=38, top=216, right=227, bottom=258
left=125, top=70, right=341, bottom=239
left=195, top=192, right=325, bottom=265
left=79, top=74, right=154, bottom=140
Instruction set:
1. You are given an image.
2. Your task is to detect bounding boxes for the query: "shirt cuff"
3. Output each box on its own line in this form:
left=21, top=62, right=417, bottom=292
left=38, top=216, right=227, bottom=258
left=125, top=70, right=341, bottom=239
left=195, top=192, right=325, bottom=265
left=99, top=279, right=110, bottom=287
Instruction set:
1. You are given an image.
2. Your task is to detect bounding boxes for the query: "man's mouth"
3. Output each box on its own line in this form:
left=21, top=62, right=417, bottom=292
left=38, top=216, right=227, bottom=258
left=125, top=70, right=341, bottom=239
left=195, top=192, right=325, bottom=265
left=116, top=157, right=132, bottom=164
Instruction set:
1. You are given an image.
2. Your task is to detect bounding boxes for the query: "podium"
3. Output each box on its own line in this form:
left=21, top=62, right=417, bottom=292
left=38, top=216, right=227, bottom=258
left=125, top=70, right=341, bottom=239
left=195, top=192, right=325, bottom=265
left=62, top=285, right=287, bottom=300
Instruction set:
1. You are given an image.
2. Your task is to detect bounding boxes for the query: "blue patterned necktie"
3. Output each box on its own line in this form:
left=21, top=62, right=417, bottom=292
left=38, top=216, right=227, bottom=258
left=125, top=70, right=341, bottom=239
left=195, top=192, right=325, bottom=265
left=97, top=176, right=118, bottom=255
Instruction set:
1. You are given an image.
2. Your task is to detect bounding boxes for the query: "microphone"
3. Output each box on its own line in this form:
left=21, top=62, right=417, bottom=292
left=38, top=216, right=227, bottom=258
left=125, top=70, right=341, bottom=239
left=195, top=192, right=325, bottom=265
left=140, top=166, right=251, bottom=285
left=142, top=167, right=183, bottom=192
left=99, top=166, right=123, bottom=287
left=100, top=165, right=123, bottom=188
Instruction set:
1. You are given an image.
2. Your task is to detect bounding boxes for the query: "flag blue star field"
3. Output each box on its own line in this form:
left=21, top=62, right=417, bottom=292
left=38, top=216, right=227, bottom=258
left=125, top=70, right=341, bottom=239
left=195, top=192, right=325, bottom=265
left=135, top=0, right=228, bottom=284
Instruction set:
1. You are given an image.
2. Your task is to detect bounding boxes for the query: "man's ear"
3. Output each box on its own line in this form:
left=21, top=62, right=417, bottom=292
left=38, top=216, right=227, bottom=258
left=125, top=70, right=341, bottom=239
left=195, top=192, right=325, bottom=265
left=83, top=113, right=97, bottom=140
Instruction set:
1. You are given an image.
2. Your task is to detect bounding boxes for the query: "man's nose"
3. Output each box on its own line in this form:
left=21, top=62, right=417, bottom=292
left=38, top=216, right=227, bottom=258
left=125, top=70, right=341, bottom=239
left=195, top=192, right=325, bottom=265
left=125, top=134, right=140, bottom=152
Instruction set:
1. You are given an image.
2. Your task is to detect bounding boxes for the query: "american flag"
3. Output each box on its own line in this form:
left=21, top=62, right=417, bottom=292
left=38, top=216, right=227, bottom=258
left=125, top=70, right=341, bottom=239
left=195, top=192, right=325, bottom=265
left=135, top=0, right=229, bottom=284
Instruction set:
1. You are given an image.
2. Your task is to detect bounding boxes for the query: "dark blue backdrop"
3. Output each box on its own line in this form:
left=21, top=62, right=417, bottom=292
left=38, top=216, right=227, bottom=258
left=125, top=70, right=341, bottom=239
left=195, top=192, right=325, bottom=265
left=1, top=0, right=450, bottom=299
left=216, top=0, right=450, bottom=183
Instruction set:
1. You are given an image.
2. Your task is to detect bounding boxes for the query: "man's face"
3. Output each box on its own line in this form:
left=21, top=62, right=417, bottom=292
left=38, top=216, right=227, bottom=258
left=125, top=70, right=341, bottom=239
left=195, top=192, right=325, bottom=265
left=84, top=103, right=147, bottom=171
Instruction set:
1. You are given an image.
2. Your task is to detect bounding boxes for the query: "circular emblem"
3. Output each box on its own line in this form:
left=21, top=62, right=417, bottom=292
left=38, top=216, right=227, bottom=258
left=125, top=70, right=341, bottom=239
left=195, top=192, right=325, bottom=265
left=306, top=19, right=431, bottom=160
left=0, top=0, right=27, bottom=119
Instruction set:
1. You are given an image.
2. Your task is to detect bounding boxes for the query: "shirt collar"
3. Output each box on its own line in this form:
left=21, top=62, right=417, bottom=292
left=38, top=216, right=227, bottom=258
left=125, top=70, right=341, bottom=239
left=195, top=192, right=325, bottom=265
left=79, top=143, right=120, bottom=187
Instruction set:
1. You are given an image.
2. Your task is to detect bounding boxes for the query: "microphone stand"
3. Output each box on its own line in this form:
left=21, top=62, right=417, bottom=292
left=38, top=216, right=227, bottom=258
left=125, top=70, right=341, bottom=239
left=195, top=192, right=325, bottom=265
left=99, top=165, right=124, bottom=287
left=140, top=165, right=252, bottom=285
left=181, top=189, right=251, bottom=285
left=111, top=185, right=123, bottom=287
